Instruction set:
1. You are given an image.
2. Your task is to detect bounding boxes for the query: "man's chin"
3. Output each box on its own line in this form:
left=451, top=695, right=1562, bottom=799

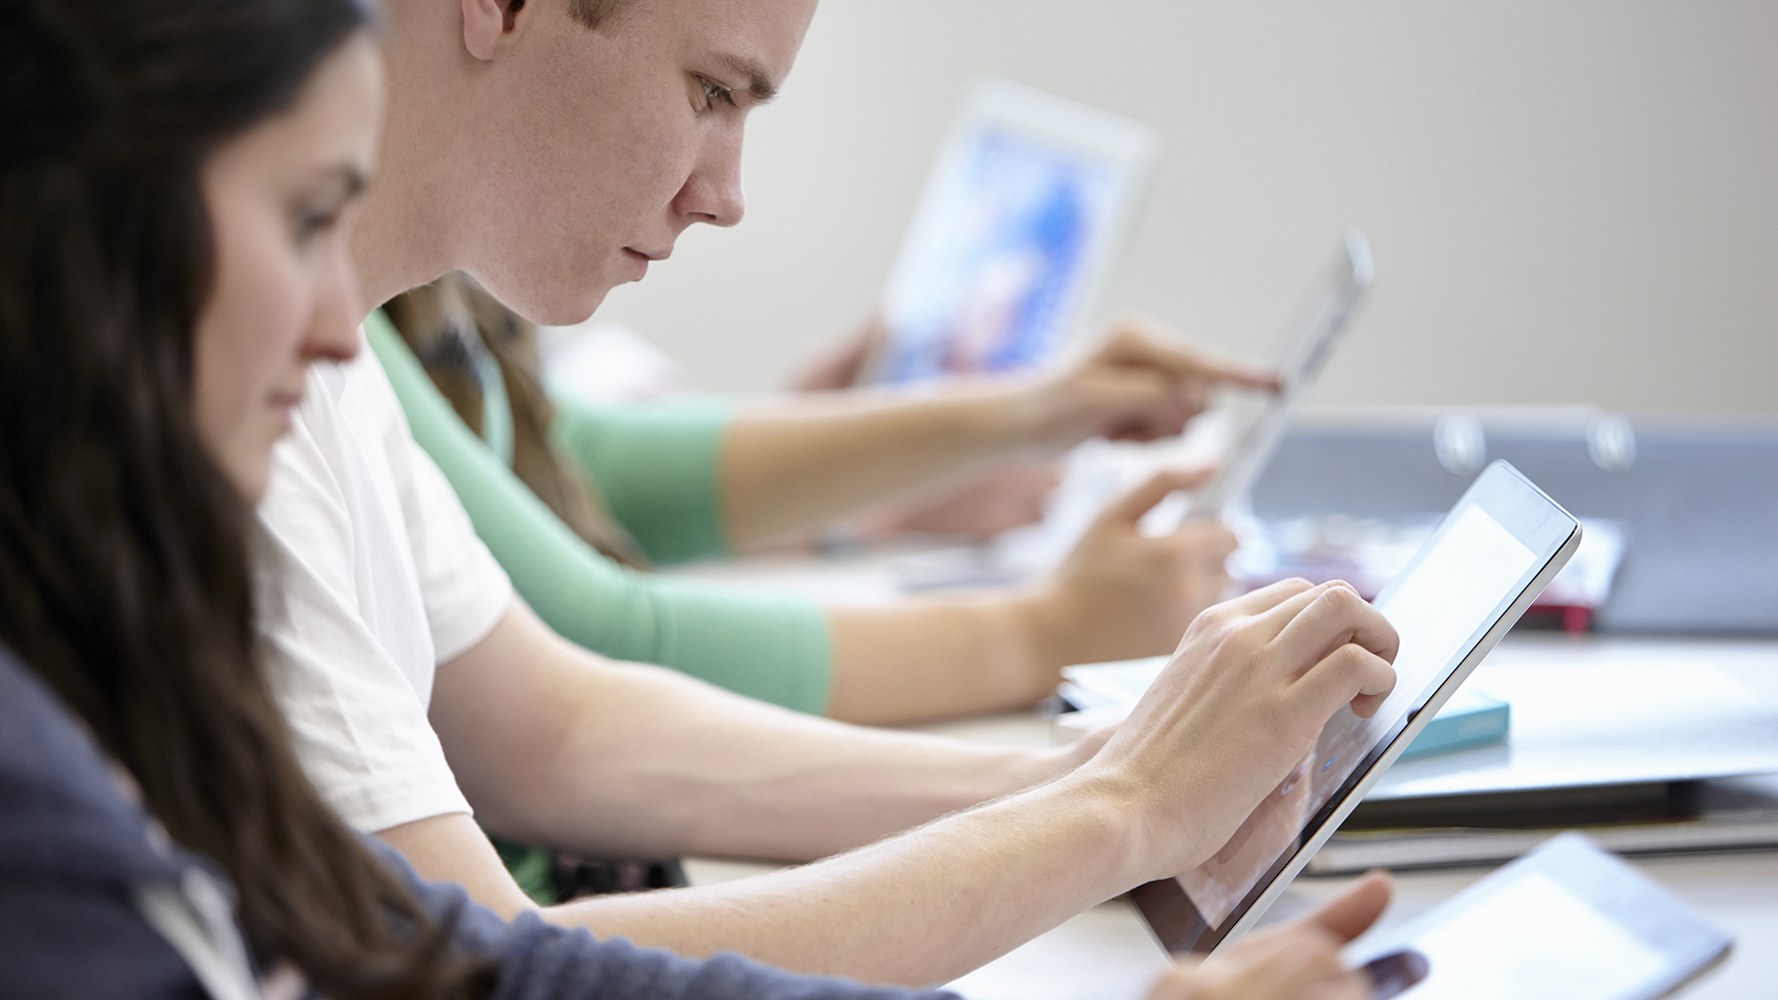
left=537, top=285, right=615, bottom=326
left=478, top=276, right=613, bottom=328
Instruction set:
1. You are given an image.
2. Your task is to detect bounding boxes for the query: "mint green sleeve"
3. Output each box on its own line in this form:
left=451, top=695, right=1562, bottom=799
left=365, top=314, right=833, bottom=714
left=548, top=396, right=733, bottom=566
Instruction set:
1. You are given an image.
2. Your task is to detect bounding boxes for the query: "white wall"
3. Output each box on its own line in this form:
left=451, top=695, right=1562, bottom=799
left=591, top=1, right=1778, bottom=415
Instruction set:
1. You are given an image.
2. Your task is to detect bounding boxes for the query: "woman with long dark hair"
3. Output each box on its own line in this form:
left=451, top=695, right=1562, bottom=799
left=0, top=0, right=942, bottom=995
left=0, top=0, right=1391, bottom=996
left=0, top=0, right=493, bottom=993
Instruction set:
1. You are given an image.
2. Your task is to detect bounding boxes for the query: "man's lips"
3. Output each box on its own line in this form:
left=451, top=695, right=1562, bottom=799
left=623, top=246, right=671, bottom=280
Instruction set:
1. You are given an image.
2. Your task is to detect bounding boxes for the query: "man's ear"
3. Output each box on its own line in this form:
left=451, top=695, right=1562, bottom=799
left=462, top=0, right=529, bottom=62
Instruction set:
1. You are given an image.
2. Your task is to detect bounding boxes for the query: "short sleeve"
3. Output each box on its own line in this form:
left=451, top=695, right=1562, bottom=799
left=253, top=348, right=512, bottom=834
left=356, top=324, right=514, bottom=662
left=255, top=428, right=472, bottom=832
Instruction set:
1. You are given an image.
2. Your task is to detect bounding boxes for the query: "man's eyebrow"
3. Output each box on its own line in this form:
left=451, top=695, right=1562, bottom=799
left=713, top=51, right=780, bottom=104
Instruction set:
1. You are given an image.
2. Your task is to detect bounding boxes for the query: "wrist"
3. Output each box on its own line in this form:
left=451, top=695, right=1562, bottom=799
left=1069, top=722, right=1226, bottom=885
left=967, top=371, right=1068, bottom=456
left=1042, top=764, right=1161, bottom=893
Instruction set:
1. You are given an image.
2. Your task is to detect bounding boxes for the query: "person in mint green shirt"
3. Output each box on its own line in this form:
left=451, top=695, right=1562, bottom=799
left=371, top=276, right=1261, bottom=729
left=370, top=309, right=833, bottom=715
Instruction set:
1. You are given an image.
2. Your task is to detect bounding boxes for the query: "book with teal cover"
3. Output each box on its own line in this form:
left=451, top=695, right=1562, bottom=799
left=1398, top=689, right=1511, bottom=761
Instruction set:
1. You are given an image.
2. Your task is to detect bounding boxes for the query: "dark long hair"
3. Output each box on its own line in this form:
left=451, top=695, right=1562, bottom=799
left=0, top=1, right=493, bottom=995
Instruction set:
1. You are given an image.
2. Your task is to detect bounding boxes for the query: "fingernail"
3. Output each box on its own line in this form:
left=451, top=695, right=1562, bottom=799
left=1362, top=949, right=1431, bottom=999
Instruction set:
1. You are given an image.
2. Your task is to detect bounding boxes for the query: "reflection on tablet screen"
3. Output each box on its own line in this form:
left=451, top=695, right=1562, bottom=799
left=1177, top=505, right=1538, bottom=927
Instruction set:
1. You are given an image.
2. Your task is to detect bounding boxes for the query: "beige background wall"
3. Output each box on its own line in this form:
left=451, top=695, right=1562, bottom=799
left=591, top=1, right=1778, bottom=414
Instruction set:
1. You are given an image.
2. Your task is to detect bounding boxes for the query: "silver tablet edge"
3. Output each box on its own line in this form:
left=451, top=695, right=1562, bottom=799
left=1205, top=512, right=1584, bottom=953
left=1187, top=229, right=1373, bottom=519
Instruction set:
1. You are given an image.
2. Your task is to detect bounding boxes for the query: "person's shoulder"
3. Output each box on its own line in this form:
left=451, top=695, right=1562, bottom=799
left=285, top=326, right=428, bottom=479
left=0, top=647, right=178, bottom=887
left=283, top=331, right=405, bottom=455
left=0, top=645, right=116, bottom=808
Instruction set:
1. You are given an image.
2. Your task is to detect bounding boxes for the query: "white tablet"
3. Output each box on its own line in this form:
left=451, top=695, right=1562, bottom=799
left=869, top=77, right=1160, bottom=384
left=1347, top=832, right=1732, bottom=1000
left=1134, top=460, right=1582, bottom=954
left=1190, top=229, right=1373, bottom=516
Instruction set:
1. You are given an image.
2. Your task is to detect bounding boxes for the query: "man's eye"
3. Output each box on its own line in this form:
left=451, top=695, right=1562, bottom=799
left=696, top=75, right=735, bottom=111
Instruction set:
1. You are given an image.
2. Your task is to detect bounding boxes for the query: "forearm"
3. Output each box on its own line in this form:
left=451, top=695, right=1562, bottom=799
left=544, top=769, right=1141, bottom=987
left=531, top=662, right=1066, bottom=861
left=824, top=593, right=1059, bottom=725
left=369, top=837, right=960, bottom=999
left=438, top=612, right=1071, bottom=863
left=720, top=382, right=1038, bottom=547
left=722, top=316, right=1281, bottom=547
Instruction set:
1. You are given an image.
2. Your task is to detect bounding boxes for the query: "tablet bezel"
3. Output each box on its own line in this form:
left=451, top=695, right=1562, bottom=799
left=1134, top=460, right=1583, bottom=954
left=1189, top=228, right=1373, bottom=516
left=869, top=76, right=1161, bottom=385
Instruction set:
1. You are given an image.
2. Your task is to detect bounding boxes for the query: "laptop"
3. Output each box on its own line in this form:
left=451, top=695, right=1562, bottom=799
left=1246, top=415, right=1778, bottom=634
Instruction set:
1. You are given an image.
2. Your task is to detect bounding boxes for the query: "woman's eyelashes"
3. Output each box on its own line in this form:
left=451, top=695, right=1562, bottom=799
left=290, top=169, right=368, bottom=246
left=294, top=204, right=342, bottom=244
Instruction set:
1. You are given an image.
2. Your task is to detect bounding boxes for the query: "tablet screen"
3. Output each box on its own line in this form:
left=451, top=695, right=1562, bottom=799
left=875, top=79, right=1157, bottom=385
left=1346, top=832, right=1732, bottom=1000
left=1378, top=870, right=1667, bottom=998
left=1137, top=462, right=1580, bottom=952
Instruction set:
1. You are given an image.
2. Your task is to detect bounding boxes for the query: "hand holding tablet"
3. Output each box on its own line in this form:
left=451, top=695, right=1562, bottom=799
left=1133, top=461, right=1583, bottom=953
left=1021, top=317, right=1284, bottom=449
left=1142, top=873, right=1400, bottom=1000
left=1141, top=832, right=1729, bottom=1000
left=1088, top=576, right=1401, bottom=879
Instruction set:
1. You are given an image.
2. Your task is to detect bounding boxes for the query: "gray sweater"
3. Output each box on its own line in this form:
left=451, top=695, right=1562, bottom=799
left=0, top=647, right=959, bottom=1000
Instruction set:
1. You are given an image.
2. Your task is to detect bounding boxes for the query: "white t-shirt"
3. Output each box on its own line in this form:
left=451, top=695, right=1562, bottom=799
left=255, top=343, right=512, bottom=834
